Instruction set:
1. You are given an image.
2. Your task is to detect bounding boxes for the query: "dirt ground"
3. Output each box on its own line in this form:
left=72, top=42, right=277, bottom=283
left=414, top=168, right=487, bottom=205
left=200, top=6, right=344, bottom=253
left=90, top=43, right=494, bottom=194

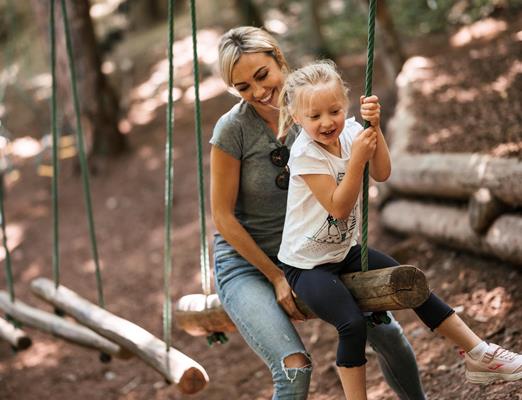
left=0, top=9, right=521, bottom=400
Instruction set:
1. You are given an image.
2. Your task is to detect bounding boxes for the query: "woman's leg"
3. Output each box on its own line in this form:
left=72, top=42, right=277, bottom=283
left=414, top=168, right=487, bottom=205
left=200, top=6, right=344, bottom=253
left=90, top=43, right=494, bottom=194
left=215, top=254, right=312, bottom=400
left=290, top=265, right=368, bottom=400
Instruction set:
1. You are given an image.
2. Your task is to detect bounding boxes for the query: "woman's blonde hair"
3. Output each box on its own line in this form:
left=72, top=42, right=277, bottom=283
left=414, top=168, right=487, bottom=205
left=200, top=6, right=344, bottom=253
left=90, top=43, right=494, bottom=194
left=218, top=26, right=289, bottom=90
left=278, top=60, right=349, bottom=138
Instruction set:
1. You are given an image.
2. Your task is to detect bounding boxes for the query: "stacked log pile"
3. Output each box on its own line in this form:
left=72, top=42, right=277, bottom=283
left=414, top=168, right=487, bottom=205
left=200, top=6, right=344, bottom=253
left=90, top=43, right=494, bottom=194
left=380, top=58, right=521, bottom=267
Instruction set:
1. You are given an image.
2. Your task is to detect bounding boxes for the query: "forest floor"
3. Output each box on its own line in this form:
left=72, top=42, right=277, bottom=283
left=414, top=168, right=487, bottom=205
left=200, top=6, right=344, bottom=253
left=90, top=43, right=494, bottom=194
left=0, top=8, right=521, bottom=400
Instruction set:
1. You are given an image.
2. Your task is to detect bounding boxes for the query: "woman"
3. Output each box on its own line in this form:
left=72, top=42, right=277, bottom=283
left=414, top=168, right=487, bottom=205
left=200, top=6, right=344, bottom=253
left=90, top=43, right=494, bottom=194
left=210, top=26, right=426, bottom=399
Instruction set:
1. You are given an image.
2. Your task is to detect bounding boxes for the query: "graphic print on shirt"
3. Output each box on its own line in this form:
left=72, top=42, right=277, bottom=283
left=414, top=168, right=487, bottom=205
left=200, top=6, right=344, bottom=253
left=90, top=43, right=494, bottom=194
left=304, top=172, right=358, bottom=247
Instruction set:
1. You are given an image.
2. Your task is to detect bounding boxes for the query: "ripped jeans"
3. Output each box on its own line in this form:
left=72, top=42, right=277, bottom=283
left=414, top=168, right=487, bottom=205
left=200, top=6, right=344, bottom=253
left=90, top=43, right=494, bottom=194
left=214, top=248, right=426, bottom=400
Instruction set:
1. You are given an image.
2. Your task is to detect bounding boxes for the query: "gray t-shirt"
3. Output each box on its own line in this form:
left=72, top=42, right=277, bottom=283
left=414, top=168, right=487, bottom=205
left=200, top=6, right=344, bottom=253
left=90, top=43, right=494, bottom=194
left=210, top=100, right=298, bottom=258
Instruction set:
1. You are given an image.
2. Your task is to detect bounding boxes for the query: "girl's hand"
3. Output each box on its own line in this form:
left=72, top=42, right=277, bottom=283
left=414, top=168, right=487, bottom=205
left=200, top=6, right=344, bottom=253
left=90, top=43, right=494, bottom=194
left=351, top=127, right=378, bottom=166
left=272, top=275, right=306, bottom=321
left=360, top=95, right=381, bottom=128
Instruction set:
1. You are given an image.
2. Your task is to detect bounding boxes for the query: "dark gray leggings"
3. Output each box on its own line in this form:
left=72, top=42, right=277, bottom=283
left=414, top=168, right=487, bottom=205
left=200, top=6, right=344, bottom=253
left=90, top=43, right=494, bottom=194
left=282, top=245, right=454, bottom=368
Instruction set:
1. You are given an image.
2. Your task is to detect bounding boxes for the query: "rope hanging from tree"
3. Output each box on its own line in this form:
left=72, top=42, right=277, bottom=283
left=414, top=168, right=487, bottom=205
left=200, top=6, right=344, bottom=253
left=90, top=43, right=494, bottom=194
left=361, top=0, right=376, bottom=273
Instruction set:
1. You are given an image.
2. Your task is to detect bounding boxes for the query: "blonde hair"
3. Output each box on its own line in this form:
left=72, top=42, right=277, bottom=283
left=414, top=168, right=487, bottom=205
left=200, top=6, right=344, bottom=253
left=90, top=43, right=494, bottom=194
left=218, top=26, right=289, bottom=90
left=278, top=60, right=349, bottom=138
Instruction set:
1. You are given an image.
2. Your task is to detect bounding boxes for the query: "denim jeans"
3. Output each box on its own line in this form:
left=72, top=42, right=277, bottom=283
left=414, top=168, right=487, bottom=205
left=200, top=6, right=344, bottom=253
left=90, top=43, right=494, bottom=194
left=214, top=249, right=427, bottom=400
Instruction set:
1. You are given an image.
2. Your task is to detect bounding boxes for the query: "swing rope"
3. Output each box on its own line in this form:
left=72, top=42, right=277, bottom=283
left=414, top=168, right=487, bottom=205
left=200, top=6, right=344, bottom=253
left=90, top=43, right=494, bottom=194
left=59, top=0, right=105, bottom=308
left=163, top=0, right=175, bottom=351
left=0, top=177, right=14, bottom=304
left=49, top=0, right=60, bottom=289
left=361, top=0, right=376, bottom=273
left=189, top=0, right=211, bottom=297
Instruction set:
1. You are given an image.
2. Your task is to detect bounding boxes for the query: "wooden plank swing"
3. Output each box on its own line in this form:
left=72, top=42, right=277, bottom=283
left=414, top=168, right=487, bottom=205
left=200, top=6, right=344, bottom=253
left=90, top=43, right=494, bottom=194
left=174, top=0, right=431, bottom=338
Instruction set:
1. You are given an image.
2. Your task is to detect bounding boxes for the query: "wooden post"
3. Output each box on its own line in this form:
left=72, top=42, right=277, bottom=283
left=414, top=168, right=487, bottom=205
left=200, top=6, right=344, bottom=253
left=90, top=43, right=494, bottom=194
left=175, top=266, right=429, bottom=337
left=31, top=278, right=208, bottom=395
left=0, top=315, right=32, bottom=350
left=0, top=291, right=127, bottom=357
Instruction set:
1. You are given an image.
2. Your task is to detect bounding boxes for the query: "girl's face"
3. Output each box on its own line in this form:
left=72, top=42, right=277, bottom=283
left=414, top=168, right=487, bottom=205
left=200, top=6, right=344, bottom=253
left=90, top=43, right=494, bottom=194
left=293, top=81, right=347, bottom=149
left=231, top=52, right=285, bottom=116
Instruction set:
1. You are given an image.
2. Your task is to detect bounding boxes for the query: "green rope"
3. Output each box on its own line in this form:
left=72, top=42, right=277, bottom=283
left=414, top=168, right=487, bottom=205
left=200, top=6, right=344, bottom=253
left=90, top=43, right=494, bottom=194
left=49, top=0, right=60, bottom=289
left=0, top=176, right=14, bottom=303
left=361, top=0, right=376, bottom=273
left=189, top=0, right=211, bottom=296
left=163, top=0, right=175, bottom=351
left=60, top=0, right=104, bottom=307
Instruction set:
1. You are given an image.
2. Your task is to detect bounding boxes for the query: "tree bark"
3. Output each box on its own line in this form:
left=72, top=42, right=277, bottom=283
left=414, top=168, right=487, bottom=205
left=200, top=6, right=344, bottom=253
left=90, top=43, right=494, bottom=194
left=381, top=200, right=522, bottom=266
left=31, top=0, right=127, bottom=159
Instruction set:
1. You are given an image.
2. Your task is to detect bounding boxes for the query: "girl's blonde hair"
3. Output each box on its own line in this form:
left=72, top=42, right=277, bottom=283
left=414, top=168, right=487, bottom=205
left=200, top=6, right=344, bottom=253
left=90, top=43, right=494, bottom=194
left=218, top=26, right=289, bottom=91
left=278, top=60, right=349, bottom=138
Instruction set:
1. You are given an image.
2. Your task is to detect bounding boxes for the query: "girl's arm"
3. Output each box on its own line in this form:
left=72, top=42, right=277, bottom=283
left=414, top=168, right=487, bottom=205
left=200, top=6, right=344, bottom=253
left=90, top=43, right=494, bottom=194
left=210, top=146, right=305, bottom=320
left=301, top=128, right=375, bottom=220
left=360, top=95, right=391, bottom=182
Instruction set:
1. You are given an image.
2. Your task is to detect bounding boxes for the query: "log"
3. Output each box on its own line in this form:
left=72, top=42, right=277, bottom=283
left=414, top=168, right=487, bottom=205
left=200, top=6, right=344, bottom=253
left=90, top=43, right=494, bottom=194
left=388, top=153, right=522, bottom=207
left=175, top=266, right=429, bottom=337
left=381, top=200, right=522, bottom=266
left=469, top=188, right=506, bottom=234
left=31, top=278, right=208, bottom=394
left=0, top=315, right=32, bottom=350
left=0, top=291, right=126, bottom=357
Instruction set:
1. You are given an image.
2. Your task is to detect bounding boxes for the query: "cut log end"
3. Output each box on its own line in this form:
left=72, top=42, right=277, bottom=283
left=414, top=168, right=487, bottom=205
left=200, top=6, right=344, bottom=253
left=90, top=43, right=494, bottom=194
left=392, top=267, right=430, bottom=308
left=16, top=336, right=33, bottom=350
left=178, top=366, right=209, bottom=394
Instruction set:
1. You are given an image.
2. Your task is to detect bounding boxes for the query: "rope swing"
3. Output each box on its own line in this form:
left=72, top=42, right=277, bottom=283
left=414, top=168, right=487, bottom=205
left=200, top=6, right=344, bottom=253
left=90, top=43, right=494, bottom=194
left=174, top=0, right=431, bottom=338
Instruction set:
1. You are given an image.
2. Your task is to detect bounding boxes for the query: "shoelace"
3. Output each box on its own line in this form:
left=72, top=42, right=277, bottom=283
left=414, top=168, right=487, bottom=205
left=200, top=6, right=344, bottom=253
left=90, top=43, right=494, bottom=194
left=494, top=347, right=518, bottom=361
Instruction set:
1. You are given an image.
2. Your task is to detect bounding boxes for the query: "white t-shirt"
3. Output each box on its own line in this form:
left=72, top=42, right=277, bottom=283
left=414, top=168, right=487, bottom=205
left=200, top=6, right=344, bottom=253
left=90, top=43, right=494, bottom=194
left=278, top=117, right=363, bottom=269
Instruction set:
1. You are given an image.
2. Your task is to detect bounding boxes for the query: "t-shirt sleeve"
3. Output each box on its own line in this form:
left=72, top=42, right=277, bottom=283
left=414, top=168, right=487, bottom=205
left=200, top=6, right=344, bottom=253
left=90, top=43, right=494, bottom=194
left=344, top=118, right=363, bottom=145
left=209, top=113, right=243, bottom=160
left=290, top=145, right=330, bottom=176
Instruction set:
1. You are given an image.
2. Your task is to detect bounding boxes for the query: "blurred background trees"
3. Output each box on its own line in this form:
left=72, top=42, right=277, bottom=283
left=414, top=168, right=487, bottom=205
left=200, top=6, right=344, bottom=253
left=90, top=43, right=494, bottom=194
left=0, top=0, right=520, bottom=159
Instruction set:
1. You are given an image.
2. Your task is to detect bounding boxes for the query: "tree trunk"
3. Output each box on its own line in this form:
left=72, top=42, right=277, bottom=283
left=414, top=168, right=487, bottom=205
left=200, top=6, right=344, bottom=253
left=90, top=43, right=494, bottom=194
left=387, top=153, right=522, bottom=207
left=32, top=0, right=127, bottom=159
left=381, top=200, right=522, bottom=266
left=235, top=0, right=264, bottom=27
left=304, top=0, right=334, bottom=59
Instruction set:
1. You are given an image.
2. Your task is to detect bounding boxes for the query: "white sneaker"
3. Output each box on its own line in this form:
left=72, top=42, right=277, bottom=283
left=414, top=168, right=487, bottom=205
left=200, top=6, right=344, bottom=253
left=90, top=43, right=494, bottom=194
left=465, top=343, right=522, bottom=384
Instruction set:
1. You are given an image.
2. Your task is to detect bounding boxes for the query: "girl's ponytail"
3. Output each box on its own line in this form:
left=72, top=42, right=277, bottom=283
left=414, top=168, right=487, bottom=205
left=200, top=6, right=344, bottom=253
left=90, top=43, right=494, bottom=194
left=277, top=85, right=294, bottom=140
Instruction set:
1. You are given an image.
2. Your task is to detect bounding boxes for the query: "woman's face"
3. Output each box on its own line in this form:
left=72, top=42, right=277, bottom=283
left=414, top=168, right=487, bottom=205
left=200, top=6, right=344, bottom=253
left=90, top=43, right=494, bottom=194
left=231, top=52, right=285, bottom=116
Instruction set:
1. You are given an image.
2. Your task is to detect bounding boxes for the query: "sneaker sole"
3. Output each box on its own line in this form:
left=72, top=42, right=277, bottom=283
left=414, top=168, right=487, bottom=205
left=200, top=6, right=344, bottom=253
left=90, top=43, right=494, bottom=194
left=466, top=370, right=522, bottom=384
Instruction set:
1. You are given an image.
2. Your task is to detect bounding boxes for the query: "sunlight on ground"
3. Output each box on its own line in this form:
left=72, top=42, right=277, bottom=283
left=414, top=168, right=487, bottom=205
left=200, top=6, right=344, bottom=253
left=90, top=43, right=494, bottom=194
left=15, top=340, right=61, bottom=369
left=21, top=262, right=43, bottom=282
left=10, top=136, right=42, bottom=158
left=450, top=18, right=508, bottom=47
left=182, top=76, right=227, bottom=104
left=0, top=224, right=24, bottom=262
left=396, top=57, right=433, bottom=88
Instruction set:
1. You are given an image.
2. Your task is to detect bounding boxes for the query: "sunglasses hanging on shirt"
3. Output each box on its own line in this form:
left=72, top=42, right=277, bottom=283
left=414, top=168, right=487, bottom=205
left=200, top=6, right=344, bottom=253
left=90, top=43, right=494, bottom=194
left=270, top=146, right=290, bottom=190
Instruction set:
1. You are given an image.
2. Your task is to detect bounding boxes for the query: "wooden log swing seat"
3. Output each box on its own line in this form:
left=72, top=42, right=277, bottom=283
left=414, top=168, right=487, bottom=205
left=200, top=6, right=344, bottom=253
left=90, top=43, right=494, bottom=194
left=173, top=0, right=431, bottom=339
left=0, top=0, right=208, bottom=395
left=31, top=278, right=208, bottom=394
left=0, top=291, right=127, bottom=358
left=175, top=266, right=430, bottom=336
left=0, top=314, right=32, bottom=351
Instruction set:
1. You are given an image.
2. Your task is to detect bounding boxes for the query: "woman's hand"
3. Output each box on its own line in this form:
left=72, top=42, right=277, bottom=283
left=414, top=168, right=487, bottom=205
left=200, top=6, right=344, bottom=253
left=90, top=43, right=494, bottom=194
left=360, top=95, right=381, bottom=127
left=272, top=274, right=306, bottom=321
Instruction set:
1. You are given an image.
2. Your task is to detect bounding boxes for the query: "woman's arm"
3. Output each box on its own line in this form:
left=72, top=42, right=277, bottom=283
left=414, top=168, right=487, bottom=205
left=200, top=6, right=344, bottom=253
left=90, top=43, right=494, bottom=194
left=210, top=146, right=305, bottom=320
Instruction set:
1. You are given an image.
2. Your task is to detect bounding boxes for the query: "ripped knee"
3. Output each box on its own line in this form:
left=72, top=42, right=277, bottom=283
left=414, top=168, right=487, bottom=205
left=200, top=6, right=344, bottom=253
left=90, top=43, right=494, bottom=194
left=283, top=352, right=312, bottom=369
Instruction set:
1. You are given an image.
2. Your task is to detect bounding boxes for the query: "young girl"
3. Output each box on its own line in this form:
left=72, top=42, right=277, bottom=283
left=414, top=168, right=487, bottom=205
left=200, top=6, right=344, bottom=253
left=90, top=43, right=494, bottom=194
left=277, top=60, right=522, bottom=400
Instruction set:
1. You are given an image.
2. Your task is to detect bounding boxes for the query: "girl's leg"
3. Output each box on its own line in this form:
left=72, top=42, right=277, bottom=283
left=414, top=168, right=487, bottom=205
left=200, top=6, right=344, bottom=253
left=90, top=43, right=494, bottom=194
left=290, top=265, right=368, bottom=400
left=341, top=246, right=427, bottom=399
left=215, top=255, right=311, bottom=400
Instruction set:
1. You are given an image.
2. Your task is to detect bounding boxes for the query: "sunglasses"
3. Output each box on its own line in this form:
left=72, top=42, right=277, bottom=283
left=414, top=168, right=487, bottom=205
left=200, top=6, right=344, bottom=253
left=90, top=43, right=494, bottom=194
left=270, top=146, right=290, bottom=190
